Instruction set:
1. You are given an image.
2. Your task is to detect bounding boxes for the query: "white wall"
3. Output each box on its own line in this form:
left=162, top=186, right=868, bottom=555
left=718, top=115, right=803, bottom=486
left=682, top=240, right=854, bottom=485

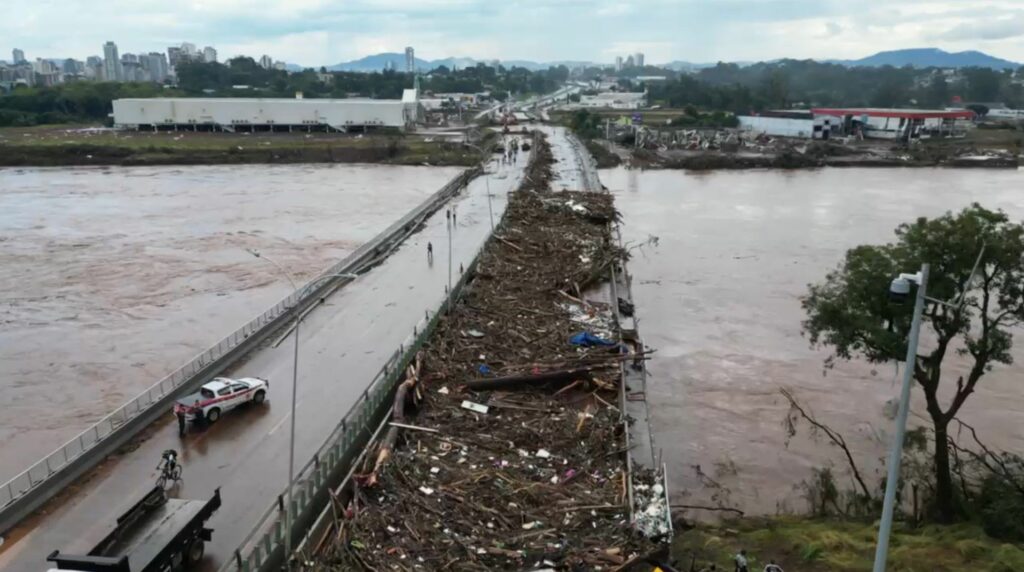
left=738, top=116, right=813, bottom=138
left=113, top=98, right=412, bottom=129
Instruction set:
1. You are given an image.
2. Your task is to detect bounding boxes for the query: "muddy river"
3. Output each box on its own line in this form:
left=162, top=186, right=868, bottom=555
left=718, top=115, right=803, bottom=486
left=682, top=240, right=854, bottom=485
left=0, top=164, right=461, bottom=483
left=603, top=166, right=1024, bottom=516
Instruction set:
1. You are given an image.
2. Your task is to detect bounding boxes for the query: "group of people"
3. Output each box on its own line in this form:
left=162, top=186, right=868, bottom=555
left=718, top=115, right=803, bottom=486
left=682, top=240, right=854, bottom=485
left=695, top=550, right=783, bottom=572
left=501, top=137, right=521, bottom=165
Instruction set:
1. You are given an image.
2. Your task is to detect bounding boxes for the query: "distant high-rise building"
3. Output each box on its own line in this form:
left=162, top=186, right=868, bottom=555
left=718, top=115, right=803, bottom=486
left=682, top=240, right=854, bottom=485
left=167, top=46, right=182, bottom=69
left=202, top=46, right=217, bottom=63
left=615, top=56, right=623, bottom=72
left=273, top=60, right=286, bottom=71
left=624, top=54, right=635, bottom=68
left=259, top=55, right=273, bottom=69
left=634, top=52, right=644, bottom=67
left=140, top=52, right=168, bottom=82
left=181, top=42, right=197, bottom=57
left=405, top=46, right=415, bottom=72
left=103, top=41, right=122, bottom=81
left=384, top=60, right=395, bottom=72
left=12, top=48, right=25, bottom=64
left=85, top=56, right=103, bottom=80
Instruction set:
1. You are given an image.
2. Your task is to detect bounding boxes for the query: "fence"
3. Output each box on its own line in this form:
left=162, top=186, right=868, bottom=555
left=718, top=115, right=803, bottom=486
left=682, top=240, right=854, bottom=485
left=0, top=166, right=481, bottom=535
left=222, top=202, right=488, bottom=572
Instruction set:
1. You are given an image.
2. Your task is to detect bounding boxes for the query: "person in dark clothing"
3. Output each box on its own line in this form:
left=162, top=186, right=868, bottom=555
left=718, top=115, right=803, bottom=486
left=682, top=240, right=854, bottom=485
left=177, top=411, right=186, bottom=436
left=427, top=241, right=433, bottom=264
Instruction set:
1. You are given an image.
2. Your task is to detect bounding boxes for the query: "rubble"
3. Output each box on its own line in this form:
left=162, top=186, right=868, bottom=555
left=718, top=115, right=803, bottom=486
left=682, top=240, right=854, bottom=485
left=310, top=133, right=662, bottom=571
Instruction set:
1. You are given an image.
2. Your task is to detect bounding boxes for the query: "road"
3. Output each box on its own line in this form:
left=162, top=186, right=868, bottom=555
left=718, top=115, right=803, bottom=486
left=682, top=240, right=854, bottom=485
left=0, top=145, right=528, bottom=572
left=538, top=125, right=601, bottom=192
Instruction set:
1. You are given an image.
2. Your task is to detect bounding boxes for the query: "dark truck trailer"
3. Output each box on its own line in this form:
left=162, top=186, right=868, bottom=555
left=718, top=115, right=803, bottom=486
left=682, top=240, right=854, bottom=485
left=47, top=486, right=221, bottom=572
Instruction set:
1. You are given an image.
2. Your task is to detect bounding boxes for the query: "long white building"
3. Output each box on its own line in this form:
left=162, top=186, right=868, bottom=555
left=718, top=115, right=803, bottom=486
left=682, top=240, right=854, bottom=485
left=112, top=91, right=422, bottom=131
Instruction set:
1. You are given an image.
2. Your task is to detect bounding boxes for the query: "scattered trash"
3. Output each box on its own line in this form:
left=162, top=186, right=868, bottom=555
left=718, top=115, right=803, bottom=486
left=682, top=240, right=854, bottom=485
left=418, top=486, right=435, bottom=496
left=437, top=386, right=450, bottom=395
left=460, top=400, right=489, bottom=414
left=535, top=449, right=551, bottom=459
left=464, top=329, right=485, bottom=338
left=477, top=363, right=492, bottom=375
left=569, top=331, right=617, bottom=347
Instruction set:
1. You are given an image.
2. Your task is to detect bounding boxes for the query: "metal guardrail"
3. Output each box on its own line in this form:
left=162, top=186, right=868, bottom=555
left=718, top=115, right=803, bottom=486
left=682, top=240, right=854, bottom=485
left=224, top=212, right=488, bottom=572
left=0, top=166, right=481, bottom=535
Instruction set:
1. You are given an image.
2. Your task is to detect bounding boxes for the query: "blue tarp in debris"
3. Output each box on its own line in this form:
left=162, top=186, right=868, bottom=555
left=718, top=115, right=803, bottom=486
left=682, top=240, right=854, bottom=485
left=569, top=331, right=617, bottom=347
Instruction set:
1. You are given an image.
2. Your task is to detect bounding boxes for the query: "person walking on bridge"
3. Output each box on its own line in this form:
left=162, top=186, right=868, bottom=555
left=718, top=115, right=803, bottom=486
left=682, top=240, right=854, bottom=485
left=427, top=241, right=433, bottom=264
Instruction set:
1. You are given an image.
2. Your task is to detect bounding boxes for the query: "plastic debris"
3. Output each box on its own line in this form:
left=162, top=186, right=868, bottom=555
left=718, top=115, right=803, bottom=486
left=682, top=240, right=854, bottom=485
left=461, top=400, right=489, bottom=414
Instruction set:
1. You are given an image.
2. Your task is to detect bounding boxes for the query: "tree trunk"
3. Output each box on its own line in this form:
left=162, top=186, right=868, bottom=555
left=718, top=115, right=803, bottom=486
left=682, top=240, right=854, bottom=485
left=933, top=419, right=955, bottom=523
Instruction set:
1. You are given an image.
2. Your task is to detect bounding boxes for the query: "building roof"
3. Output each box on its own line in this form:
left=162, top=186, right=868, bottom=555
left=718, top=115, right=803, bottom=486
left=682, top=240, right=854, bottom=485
left=115, top=97, right=405, bottom=105
left=812, top=107, right=975, bottom=120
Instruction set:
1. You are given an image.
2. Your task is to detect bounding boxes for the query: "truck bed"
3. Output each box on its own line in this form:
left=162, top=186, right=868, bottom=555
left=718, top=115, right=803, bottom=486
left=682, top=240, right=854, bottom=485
left=98, top=498, right=208, bottom=568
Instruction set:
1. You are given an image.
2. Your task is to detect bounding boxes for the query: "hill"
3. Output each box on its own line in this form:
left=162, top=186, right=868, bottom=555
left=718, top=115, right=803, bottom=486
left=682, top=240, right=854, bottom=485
left=837, top=48, right=1020, bottom=69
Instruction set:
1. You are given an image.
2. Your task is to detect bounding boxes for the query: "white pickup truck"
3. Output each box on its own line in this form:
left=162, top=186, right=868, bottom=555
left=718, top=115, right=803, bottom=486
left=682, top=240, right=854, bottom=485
left=173, top=377, right=268, bottom=431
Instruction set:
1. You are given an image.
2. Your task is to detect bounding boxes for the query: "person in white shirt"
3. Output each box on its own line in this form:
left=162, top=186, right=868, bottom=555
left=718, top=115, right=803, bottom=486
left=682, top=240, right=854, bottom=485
left=734, top=549, right=749, bottom=572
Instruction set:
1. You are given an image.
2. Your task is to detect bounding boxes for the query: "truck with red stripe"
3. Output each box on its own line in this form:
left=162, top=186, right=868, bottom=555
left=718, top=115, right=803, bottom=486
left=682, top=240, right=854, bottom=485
left=173, top=377, right=268, bottom=430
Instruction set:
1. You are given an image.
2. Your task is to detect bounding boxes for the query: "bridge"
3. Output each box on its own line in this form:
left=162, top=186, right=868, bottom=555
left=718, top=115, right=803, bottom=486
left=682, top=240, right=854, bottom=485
left=0, top=137, right=529, bottom=571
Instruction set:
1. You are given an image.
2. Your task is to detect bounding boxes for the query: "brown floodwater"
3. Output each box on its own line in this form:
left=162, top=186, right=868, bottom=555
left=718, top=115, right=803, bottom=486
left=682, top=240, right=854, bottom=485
left=0, top=163, right=461, bottom=483
left=602, top=166, right=1024, bottom=516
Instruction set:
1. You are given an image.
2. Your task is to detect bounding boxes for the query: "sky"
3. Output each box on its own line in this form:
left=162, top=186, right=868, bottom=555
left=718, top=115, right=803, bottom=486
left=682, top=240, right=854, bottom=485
left=5, top=0, right=1024, bottom=66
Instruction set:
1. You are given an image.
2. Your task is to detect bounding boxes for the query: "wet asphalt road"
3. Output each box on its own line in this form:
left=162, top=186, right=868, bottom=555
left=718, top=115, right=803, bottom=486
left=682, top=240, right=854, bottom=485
left=0, top=148, right=527, bottom=572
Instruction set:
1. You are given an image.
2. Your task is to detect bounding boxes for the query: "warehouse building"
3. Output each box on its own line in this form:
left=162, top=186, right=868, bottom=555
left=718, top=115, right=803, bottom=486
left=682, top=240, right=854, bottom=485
left=112, top=90, right=422, bottom=132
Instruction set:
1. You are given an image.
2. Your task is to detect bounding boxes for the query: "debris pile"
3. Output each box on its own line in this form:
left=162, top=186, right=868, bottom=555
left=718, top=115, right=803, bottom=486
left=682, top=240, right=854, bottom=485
left=312, top=133, right=659, bottom=570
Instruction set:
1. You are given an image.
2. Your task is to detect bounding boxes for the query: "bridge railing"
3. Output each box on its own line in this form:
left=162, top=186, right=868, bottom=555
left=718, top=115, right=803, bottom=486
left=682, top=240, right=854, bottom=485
left=0, top=166, right=481, bottom=533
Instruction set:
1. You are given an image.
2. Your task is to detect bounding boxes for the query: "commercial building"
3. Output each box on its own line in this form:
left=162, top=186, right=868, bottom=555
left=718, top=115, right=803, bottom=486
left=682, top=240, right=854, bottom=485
left=103, top=41, right=122, bottom=81
left=203, top=46, right=217, bottom=63
left=738, top=110, right=814, bottom=138
left=259, top=55, right=273, bottom=69
left=738, top=108, right=974, bottom=140
left=576, top=91, right=647, bottom=109
left=634, top=52, right=645, bottom=67
left=810, top=107, right=974, bottom=140
left=113, top=90, right=423, bottom=131
left=405, top=47, right=415, bottom=72
left=12, top=48, right=25, bottom=64
left=614, top=56, right=623, bottom=72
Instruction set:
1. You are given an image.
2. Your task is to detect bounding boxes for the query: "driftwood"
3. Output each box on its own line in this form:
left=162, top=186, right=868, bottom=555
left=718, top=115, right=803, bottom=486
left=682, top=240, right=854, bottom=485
left=461, top=366, right=607, bottom=391
left=365, top=353, right=422, bottom=486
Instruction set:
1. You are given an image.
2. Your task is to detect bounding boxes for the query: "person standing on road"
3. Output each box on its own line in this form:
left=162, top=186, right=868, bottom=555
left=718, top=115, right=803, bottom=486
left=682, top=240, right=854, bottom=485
left=427, top=241, right=433, bottom=264
left=734, top=550, right=749, bottom=572
left=177, top=410, right=186, bottom=437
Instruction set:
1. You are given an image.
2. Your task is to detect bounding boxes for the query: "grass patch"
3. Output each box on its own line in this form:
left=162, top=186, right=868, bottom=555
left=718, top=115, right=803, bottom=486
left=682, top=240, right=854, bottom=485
left=673, top=517, right=1024, bottom=572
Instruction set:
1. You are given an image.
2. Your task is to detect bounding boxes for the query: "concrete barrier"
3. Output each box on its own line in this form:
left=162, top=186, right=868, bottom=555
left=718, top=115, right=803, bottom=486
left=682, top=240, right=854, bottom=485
left=0, top=166, right=481, bottom=537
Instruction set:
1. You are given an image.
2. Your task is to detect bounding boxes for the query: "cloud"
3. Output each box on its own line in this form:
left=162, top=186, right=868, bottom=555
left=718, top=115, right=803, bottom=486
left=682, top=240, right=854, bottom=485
left=933, top=13, right=1024, bottom=41
left=5, top=0, right=1024, bottom=65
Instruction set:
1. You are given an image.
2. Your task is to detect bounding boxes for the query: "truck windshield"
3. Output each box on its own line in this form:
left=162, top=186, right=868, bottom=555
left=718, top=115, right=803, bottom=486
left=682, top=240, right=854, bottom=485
left=200, top=388, right=215, bottom=399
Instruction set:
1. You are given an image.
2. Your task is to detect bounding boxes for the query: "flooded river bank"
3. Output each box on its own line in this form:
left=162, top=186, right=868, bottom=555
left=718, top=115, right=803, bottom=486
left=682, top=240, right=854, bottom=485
left=0, top=164, right=461, bottom=482
left=604, top=166, right=1024, bottom=516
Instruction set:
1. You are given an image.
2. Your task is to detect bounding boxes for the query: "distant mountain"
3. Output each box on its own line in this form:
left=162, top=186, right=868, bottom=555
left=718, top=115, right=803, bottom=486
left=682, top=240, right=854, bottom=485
left=834, top=48, right=1020, bottom=70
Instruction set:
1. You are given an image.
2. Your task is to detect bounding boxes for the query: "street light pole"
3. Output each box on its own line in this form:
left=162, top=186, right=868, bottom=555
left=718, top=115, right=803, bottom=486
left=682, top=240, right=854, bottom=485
left=873, top=263, right=929, bottom=572
left=246, top=250, right=358, bottom=570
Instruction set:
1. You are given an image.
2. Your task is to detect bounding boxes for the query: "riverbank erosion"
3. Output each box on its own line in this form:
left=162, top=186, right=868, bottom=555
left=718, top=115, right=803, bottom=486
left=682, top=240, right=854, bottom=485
left=308, top=134, right=663, bottom=570
left=0, top=126, right=480, bottom=167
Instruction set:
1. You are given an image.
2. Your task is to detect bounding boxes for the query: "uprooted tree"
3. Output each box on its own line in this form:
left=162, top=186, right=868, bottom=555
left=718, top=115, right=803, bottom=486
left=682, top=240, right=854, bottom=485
left=801, top=203, right=1024, bottom=522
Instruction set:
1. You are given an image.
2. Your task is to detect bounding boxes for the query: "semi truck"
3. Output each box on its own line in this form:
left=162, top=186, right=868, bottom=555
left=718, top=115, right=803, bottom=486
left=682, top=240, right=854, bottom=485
left=46, top=486, right=221, bottom=572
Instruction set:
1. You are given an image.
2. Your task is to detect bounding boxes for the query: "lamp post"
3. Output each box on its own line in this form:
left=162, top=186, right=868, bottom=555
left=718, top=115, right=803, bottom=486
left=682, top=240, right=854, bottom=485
left=873, top=264, right=928, bottom=572
left=246, top=249, right=355, bottom=570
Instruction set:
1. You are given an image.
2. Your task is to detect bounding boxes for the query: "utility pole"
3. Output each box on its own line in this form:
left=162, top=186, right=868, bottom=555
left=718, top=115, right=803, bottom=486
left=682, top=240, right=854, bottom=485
left=873, top=264, right=929, bottom=572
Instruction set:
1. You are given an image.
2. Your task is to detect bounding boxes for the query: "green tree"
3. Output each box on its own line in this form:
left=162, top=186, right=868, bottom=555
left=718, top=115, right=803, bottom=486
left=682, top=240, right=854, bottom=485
left=802, top=204, right=1024, bottom=522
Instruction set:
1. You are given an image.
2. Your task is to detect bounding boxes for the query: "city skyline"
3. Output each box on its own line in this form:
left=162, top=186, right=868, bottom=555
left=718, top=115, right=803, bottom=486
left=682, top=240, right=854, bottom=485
left=3, top=1, right=1024, bottom=67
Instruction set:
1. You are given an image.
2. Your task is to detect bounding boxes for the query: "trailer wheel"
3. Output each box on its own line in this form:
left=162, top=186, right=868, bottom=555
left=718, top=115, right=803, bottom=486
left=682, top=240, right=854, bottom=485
left=206, top=408, right=221, bottom=423
left=185, top=536, right=205, bottom=565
